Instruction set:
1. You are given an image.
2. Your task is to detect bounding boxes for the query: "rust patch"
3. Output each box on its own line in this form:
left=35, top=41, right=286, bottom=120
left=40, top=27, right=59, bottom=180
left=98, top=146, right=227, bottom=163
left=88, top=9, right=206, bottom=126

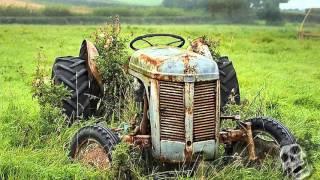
left=183, top=55, right=197, bottom=74
left=219, top=122, right=258, bottom=161
left=140, top=94, right=149, bottom=135
left=219, top=129, right=246, bottom=144
left=187, top=37, right=213, bottom=60
left=245, top=122, right=258, bottom=161
left=184, top=143, right=193, bottom=161
left=186, top=106, right=193, bottom=114
left=79, top=40, right=102, bottom=87
left=140, top=54, right=164, bottom=67
left=153, top=73, right=176, bottom=82
left=122, top=135, right=151, bottom=149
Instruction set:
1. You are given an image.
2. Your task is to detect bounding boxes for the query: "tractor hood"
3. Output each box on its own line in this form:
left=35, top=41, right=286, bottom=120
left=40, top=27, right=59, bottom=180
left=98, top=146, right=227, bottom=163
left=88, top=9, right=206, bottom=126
left=129, top=47, right=219, bottom=82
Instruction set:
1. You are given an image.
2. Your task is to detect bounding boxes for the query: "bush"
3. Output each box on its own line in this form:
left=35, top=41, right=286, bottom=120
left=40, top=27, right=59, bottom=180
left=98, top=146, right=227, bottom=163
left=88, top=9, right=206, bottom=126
left=208, top=0, right=254, bottom=23
left=92, top=17, right=134, bottom=121
left=93, top=6, right=187, bottom=17
left=0, top=6, right=40, bottom=17
left=31, top=49, right=70, bottom=142
left=42, top=6, right=72, bottom=17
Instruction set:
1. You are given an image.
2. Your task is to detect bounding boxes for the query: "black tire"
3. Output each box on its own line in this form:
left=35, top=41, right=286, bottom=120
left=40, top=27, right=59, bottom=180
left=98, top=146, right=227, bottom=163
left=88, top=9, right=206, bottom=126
left=52, top=56, right=100, bottom=121
left=227, top=117, right=296, bottom=159
left=244, top=117, right=295, bottom=146
left=69, top=124, right=120, bottom=164
left=217, top=56, right=240, bottom=109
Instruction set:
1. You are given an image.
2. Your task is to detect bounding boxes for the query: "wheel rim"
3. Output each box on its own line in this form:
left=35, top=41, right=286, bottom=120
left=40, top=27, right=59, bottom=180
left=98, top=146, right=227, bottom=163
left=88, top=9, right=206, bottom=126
left=252, top=130, right=280, bottom=160
left=75, top=138, right=111, bottom=170
left=233, top=130, right=281, bottom=162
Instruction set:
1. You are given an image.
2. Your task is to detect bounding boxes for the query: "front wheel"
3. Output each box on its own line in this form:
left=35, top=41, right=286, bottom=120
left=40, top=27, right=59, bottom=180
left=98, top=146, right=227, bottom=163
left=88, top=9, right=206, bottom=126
left=69, top=124, right=120, bottom=170
left=229, top=117, right=296, bottom=160
left=227, top=117, right=310, bottom=178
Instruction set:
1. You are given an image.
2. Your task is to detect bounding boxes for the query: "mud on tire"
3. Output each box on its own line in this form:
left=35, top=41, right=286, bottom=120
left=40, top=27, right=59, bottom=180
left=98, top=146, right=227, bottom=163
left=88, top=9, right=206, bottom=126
left=52, top=56, right=99, bottom=121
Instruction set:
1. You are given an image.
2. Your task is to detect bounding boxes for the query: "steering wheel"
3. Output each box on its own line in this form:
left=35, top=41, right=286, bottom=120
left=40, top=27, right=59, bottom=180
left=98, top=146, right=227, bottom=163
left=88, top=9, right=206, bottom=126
left=130, top=33, right=185, bottom=51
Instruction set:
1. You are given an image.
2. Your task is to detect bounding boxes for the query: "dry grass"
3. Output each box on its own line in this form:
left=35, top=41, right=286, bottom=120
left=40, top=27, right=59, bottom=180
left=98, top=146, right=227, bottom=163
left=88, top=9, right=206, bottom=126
left=70, top=6, right=92, bottom=15
left=0, top=0, right=43, bottom=9
left=0, top=1, right=97, bottom=15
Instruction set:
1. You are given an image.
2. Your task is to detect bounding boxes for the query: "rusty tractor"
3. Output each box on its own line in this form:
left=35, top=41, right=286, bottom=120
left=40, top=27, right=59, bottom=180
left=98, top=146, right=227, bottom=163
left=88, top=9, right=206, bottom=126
left=52, top=34, right=298, bottom=175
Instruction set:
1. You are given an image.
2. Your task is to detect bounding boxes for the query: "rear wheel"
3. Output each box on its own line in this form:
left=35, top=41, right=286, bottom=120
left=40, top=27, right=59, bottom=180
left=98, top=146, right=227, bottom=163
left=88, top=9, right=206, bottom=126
left=69, top=124, right=120, bottom=170
left=218, top=56, right=240, bottom=110
left=52, top=56, right=100, bottom=121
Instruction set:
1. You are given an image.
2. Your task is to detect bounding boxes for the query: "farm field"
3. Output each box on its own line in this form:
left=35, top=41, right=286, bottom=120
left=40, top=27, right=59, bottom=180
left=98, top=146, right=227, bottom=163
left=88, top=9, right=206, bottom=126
left=0, top=24, right=320, bottom=179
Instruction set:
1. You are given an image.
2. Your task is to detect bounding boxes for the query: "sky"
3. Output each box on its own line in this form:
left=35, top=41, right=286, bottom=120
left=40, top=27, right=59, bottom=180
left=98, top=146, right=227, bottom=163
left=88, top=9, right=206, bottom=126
left=280, top=0, right=320, bottom=10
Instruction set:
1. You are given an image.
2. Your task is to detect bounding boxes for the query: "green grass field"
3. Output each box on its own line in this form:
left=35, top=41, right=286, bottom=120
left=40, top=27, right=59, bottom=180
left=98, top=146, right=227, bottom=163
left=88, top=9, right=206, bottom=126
left=0, top=24, right=319, bottom=179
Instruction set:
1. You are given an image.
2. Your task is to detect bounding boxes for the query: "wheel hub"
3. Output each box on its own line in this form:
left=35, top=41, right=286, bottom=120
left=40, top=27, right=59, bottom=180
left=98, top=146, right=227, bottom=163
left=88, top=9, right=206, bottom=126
left=76, top=139, right=110, bottom=170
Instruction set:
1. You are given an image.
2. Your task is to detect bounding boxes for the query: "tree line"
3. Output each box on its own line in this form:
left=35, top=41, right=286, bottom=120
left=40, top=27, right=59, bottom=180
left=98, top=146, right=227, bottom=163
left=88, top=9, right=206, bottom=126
left=163, top=0, right=289, bottom=23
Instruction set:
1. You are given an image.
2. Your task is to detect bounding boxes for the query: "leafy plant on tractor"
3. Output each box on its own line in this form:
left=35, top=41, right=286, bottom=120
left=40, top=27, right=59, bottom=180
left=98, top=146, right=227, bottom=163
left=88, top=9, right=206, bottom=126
left=203, top=36, right=221, bottom=59
left=92, top=17, right=135, bottom=122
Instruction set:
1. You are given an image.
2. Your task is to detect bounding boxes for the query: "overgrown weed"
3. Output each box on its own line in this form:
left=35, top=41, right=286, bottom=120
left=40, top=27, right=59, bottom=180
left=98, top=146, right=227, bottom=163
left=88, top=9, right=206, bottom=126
left=93, top=16, right=135, bottom=122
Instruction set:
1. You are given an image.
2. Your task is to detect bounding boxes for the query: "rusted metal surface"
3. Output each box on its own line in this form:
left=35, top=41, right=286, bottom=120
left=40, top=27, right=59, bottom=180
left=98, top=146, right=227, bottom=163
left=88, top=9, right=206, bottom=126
left=193, top=140, right=217, bottom=160
left=187, top=37, right=214, bottom=60
left=140, top=93, right=149, bottom=135
left=149, top=79, right=161, bottom=157
left=220, top=115, right=241, bottom=121
left=245, top=122, right=258, bottom=161
left=298, top=8, right=320, bottom=40
left=128, top=43, right=221, bottom=163
left=160, top=140, right=185, bottom=162
left=219, top=129, right=246, bottom=144
left=156, top=80, right=220, bottom=162
left=75, top=139, right=110, bottom=170
left=79, top=40, right=102, bottom=87
left=129, top=47, right=219, bottom=83
left=215, top=80, right=221, bottom=148
left=184, top=82, right=194, bottom=161
left=128, top=70, right=151, bottom=103
left=219, top=122, right=258, bottom=161
left=122, top=135, right=151, bottom=149
left=159, top=81, right=185, bottom=142
left=193, top=81, right=217, bottom=142
left=298, top=8, right=320, bottom=39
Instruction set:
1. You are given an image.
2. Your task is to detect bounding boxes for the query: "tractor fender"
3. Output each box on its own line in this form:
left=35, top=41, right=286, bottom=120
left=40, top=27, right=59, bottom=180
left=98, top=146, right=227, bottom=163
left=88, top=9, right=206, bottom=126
left=187, top=37, right=214, bottom=60
left=79, top=40, right=103, bottom=88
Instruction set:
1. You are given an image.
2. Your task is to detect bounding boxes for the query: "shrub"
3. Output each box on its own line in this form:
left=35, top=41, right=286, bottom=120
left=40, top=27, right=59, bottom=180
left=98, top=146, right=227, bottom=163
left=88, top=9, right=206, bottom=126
left=0, top=6, right=41, bottom=17
left=92, top=16, right=134, bottom=121
left=93, top=6, right=187, bottom=17
left=31, top=48, right=70, bottom=141
left=42, top=6, right=72, bottom=17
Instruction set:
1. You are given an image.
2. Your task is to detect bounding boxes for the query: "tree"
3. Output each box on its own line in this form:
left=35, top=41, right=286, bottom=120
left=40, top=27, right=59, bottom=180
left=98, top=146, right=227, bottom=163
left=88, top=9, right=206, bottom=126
left=208, top=0, right=289, bottom=23
left=163, top=0, right=208, bottom=10
left=208, top=0, right=252, bottom=22
left=250, top=0, right=289, bottom=24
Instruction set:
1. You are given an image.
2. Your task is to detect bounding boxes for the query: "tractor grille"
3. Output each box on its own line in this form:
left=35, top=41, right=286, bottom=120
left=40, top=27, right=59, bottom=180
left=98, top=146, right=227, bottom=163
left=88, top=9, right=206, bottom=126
left=159, top=81, right=185, bottom=142
left=193, top=81, right=217, bottom=142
